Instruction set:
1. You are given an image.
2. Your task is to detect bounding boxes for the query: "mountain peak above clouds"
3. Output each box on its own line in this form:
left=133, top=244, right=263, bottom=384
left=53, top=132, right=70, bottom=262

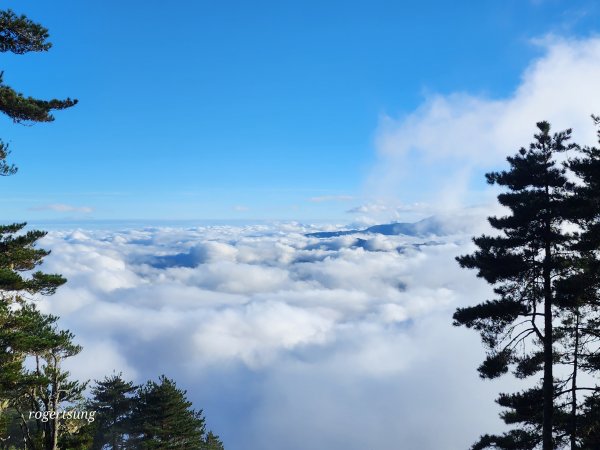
left=306, top=216, right=451, bottom=238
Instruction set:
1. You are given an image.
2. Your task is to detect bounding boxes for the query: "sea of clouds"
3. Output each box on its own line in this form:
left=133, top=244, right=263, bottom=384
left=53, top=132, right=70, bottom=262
left=33, top=217, right=516, bottom=450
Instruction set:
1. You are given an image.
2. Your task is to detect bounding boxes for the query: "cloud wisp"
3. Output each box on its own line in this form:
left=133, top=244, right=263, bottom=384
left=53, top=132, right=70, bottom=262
left=308, top=195, right=356, bottom=203
left=29, top=203, right=94, bottom=214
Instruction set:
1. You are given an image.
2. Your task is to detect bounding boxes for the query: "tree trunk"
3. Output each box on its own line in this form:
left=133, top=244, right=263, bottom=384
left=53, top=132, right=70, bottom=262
left=47, top=353, right=61, bottom=450
left=570, top=309, right=579, bottom=450
left=542, top=183, right=554, bottom=450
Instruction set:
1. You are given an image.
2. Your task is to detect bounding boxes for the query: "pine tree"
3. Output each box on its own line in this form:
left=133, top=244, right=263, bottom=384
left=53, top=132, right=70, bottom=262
left=0, top=8, right=78, bottom=448
left=0, top=223, right=67, bottom=409
left=0, top=223, right=66, bottom=296
left=1, top=304, right=86, bottom=450
left=0, top=9, right=77, bottom=173
left=0, top=223, right=68, bottom=414
left=560, top=115, right=600, bottom=448
left=567, top=116, right=600, bottom=259
left=454, top=122, right=577, bottom=450
left=89, top=373, right=137, bottom=450
left=579, top=395, right=600, bottom=448
left=129, top=376, right=212, bottom=450
left=202, top=431, right=225, bottom=450
left=0, top=6, right=77, bottom=414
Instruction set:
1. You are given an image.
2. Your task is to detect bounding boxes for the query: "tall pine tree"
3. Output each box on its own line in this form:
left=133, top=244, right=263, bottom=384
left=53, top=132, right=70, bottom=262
left=129, top=376, right=223, bottom=450
left=89, top=373, right=138, bottom=450
left=0, top=224, right=68, bottom=413
left=0, top=8, right=79, bottom=449
left=454, top=122, right=576, bottom=450
left=561, top=115, right=600, bottom=448
left=0, top=302, right=86, bottom=450
left=129, top=376, right=206, bottom=450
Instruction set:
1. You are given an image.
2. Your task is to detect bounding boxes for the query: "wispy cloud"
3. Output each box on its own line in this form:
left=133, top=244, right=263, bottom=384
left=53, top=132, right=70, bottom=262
left=345, top=202, right=434, bottom=225
left=30, top=203, right=94, bottom=214
left=346, top=203, right=392, bottom=214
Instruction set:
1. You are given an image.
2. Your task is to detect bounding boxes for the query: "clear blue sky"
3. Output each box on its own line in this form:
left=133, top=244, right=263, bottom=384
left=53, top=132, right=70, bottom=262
left=1, top=0, right=598, bottom=221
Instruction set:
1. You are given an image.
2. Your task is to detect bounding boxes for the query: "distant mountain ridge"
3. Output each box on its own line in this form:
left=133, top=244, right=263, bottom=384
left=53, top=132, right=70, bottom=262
left=306, top=216, right=449, bottom=238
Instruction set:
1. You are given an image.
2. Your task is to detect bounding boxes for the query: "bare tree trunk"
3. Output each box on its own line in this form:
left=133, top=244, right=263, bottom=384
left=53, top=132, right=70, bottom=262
left=17, top=406, right=36, bottom=450
left=570, top=309, right=580, bottom=450
left=542, top=182, right=554, bottom=450
left=50, top=354, right=61, bottom=450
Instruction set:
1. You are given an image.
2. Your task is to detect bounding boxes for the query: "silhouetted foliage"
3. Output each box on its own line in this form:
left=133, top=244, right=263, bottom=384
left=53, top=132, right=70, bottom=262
left=454, top=122, right=578, bottom=450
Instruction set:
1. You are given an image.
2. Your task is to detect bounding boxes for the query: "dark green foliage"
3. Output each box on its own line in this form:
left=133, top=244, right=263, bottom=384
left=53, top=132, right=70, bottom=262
left=0, top=223, right=66, bottom=295
left=454, top=298, right=528, bottom=348
left=513, top=351, right=544, bottom=379
left=471, top=429, right=540, bottom=450
left=133, top=375, right=204, bottom=450
left=556, top=117, right=600, bottom=447
left=0, top=141, right=16, bottom=176
left=0, top=223, right=81, bottom=450
left=0, top=224, right=71, bottom=404
left=0, top=9, right=77, bottom=124
left=0, top=10, right=51, bottom=54
left=469, top=386, right=583, bottom=450
left=88, top=375, right=225, bottom=450
left=568, top=116, right=600, bottom=231
left=579, top=395, right=600, bottom=449
left=0, top=72, right=78, bottom=124
left=498, top=389, right=544, bottom=427
left=129, top=376, right=206, bottom=450
left=0, top=7, right=77, bottom=173
left=202, top=431, right=225, bottom=450
left=58, top=423, right=95, bottom=450
left=3, top=306, right=85, bottom=450
left=89, top=374, right=137, bottom=450
left=0, top=302, right=87, bottom=449
left=477, top=350, right=512, bottom=379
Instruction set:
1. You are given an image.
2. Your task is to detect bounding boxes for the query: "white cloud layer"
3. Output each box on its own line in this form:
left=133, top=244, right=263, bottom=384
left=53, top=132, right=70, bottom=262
left=35, top=220, right=510, bottom=450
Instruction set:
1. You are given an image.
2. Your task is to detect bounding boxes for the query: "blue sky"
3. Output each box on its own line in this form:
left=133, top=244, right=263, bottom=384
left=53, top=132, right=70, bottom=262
left=1, top=0, right=599, bottom=221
